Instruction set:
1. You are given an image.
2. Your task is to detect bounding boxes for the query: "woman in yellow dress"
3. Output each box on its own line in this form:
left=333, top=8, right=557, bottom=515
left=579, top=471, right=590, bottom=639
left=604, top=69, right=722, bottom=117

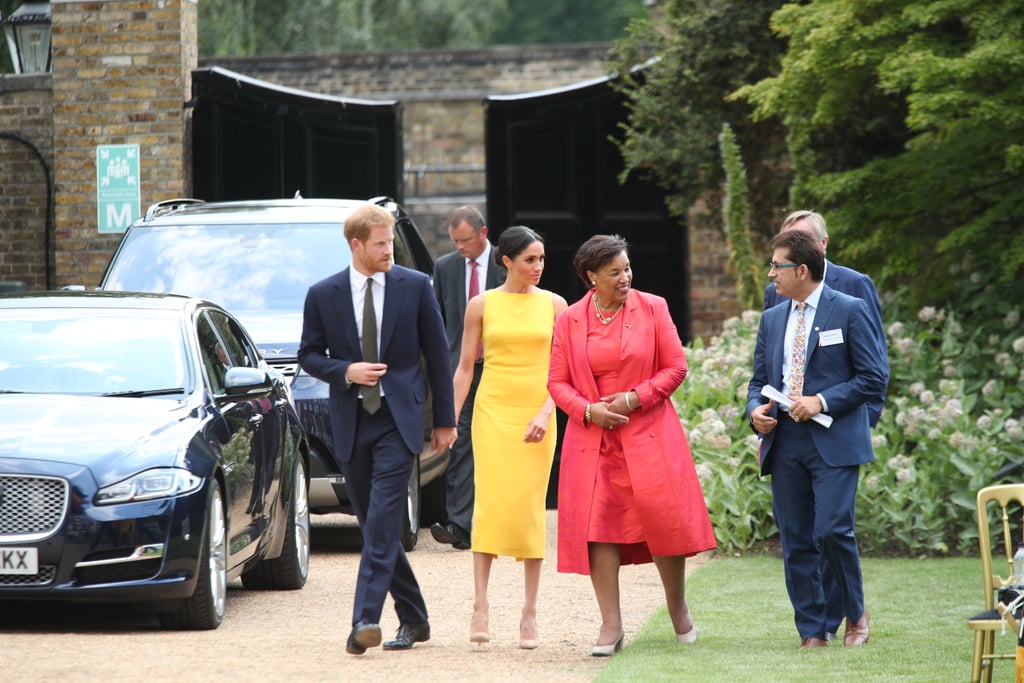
left=452, top=225, right=567, bottom=649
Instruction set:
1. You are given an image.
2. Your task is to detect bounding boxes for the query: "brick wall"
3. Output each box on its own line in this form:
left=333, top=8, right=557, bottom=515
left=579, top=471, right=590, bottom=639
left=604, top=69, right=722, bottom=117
left=202, top=45, right=614, bottom=183
left=49, top=0, right=197, bottom=288
left=1, top=33, right=739, bottom=338
left=0, top=74, right=53, bottom=290
left=203, top=47, right=743, bottom=338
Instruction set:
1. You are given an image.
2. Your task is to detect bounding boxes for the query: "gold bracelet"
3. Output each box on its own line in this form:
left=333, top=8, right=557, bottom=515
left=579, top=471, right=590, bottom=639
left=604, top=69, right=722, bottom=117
left=584, top=403, right=592, bottom=424
left=624, top=391, right=634, bottom=410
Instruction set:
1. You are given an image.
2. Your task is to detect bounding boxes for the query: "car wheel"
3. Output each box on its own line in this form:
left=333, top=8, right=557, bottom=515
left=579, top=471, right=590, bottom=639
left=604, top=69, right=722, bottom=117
left=159, top=481, right=227, bottom=630
left=401, top=455, right=420, bottom=552
left=241, top=458, right=310, bottom=590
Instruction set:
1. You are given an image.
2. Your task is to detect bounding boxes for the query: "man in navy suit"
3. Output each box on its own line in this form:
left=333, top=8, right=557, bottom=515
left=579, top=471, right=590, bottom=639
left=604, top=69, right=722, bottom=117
left=299, top=203, right=457, bottom=655
left=763, top=210, right=887, bottom=640
left=763, top=210, right=885, bottom=426
left=430, top=206, right=506, bottom=550
left=747, top=230, right=888, bottom=649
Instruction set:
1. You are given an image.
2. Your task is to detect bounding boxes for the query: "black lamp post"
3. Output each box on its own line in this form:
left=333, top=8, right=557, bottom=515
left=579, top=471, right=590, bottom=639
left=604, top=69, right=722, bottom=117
left=3, top=2, right=52, bottom=74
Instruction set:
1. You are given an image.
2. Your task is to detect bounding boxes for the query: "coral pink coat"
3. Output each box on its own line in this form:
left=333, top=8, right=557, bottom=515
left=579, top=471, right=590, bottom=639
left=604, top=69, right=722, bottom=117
left=547, top=290, right=716, bottom=575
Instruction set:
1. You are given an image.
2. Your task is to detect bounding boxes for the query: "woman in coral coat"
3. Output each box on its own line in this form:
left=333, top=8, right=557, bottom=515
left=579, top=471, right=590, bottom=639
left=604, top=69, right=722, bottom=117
left=547, top=234, right=716, bottom=656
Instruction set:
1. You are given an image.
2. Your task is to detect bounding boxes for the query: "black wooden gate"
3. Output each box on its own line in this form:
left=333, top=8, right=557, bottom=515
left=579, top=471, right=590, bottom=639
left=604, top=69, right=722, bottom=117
left=485, top=75, right=691, bottom=340
left=190, top=67, right=404, bottom=202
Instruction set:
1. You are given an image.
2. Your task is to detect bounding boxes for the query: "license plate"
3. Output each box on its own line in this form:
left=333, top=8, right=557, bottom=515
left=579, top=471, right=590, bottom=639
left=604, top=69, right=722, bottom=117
left=0, top=547, right=38, bottom=575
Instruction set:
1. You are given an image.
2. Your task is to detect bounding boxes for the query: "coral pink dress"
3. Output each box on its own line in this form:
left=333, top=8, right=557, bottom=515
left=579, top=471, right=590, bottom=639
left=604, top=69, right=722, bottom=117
left=548, top=289, right=716, bottom=574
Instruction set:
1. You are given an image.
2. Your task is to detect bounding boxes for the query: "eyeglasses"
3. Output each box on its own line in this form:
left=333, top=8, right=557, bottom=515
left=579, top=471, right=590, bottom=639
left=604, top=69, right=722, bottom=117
left=768, top=261, right=800, bottom=272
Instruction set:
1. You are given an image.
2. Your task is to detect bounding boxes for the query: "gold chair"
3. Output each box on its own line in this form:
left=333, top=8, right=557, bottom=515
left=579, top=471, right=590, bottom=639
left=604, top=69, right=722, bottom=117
left=968, top=483, right=1024, bottom=683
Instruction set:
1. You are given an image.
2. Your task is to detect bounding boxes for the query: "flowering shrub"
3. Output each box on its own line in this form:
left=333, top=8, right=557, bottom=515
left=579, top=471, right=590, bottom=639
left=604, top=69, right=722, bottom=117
left=677, top=298, right=1024, bottom=557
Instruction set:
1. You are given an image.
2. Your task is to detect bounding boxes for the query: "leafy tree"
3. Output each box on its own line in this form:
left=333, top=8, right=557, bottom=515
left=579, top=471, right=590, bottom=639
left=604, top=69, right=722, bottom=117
left=607, top=0, right=791, bottom=238
left=199, top=0, right=508, bottom=56
left=734, top=0, right=1024, bottom=306
left=488, top=0, right=643, bottom=45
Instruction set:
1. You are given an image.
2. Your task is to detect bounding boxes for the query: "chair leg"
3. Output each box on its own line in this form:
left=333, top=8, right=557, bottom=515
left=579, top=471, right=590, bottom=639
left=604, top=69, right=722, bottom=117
left=971, top=630, right=984, bottom=683
left=982, top=630, right=995, bottom=683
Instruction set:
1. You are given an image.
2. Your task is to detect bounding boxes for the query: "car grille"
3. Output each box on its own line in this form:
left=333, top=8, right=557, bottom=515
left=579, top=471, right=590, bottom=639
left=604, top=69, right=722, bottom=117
left=0, top=475, right=69, bottom=541
left=268, top=361, right=298, bottom=378
left=0, top=565, right=57, bottom=587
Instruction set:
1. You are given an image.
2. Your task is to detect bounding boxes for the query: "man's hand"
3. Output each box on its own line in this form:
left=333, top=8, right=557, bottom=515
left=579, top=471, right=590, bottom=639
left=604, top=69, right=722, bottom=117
left=347, top=361, right=388, bottom=386
left=751, top=399, right=777, bottom=434
left=788, top=395, right=823, bottom=422
left=431, top=427, right=458, bottom=453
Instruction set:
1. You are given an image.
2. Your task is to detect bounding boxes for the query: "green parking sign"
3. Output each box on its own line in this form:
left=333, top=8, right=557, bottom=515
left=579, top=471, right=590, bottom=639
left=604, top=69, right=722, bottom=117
left=96, top=144, right=141, bottom=233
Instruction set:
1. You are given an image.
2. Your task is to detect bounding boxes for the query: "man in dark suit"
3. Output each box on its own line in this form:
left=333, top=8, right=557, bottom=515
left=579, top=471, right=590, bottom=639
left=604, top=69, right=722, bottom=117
left=299, top=203, right=457, bottom=655
left=763, top=210, right=885, bottom=425
left=763, top=210, right=887, bottom=641
left=747, top=230, right=888, bottom=649
left=429, top=206, right=506, bottom=550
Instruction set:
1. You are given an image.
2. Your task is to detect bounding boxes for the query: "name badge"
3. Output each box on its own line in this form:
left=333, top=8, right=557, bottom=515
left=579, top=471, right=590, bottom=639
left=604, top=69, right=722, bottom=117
left=819, top=329, right=844, bottom=346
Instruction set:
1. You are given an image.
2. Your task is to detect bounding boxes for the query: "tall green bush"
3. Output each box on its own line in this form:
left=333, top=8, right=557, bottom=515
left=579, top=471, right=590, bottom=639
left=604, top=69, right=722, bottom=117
left=678, top=282, right=1024, bottom=557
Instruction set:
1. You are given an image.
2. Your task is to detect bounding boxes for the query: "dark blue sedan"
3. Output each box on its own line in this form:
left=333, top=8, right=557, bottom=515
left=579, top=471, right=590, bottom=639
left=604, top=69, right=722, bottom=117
left=0, top=292, right=310, bottom=629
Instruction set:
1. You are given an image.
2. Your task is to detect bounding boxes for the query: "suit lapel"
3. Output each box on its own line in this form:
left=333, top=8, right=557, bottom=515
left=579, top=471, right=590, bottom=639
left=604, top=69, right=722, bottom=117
left=769, top=306, right=787, bottom=390
left=455, top=258, right=468, bottom=321
left=806, top=286, right=837, bottom=365
left=380, top=267, right=405, bottom=358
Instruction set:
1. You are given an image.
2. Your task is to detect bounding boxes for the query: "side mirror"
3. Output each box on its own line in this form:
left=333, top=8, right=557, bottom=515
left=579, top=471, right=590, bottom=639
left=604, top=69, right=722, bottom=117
left=224, top=366, right=273, bottom=399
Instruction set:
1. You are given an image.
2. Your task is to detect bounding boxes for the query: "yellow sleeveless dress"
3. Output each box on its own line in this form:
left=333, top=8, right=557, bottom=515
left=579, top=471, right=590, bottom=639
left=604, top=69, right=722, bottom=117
left=471, top=290, right=557, bottom=559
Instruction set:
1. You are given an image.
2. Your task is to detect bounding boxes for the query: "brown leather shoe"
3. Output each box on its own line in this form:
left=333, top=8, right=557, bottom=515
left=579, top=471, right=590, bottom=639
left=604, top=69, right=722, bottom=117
left=799, top=637, right=828, bottom=648
left=843, top=610, right=870, bottom=646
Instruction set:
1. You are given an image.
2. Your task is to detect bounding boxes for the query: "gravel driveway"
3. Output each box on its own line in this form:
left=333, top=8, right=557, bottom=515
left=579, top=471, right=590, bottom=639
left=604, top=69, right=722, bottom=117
left=2, top=511, right=711, bottom=682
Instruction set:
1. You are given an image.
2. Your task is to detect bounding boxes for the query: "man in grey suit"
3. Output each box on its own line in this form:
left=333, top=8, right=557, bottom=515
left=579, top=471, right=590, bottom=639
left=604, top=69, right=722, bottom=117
left=430, top=206, right=506, bottom=550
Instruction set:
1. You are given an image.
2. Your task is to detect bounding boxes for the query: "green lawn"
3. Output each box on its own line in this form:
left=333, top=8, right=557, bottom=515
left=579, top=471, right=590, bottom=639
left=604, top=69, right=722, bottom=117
left=595, top=556, right=1013, bottom=682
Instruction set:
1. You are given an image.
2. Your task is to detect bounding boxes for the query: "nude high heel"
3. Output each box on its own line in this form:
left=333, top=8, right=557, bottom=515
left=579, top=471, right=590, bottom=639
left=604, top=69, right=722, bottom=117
left=591, top=630, right=624, bottom=657
left=519, top=615, right=539, bottom=650
left=470, top=610, right=491, bottom=644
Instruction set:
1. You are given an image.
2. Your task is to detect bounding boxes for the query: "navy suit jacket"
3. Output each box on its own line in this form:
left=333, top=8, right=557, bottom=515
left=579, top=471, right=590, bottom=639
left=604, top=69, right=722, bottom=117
left=432, top=248, right=506, bottom=369
left=747, top=285, right=888, bottom=476
left=298, top=265, right=455, bottom=463
left=764, top=258, right=886, bottom=425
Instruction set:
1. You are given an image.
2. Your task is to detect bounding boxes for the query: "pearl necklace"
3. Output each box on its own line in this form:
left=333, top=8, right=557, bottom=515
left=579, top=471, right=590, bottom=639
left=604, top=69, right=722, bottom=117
left=592, top=293, right=624, bottom=325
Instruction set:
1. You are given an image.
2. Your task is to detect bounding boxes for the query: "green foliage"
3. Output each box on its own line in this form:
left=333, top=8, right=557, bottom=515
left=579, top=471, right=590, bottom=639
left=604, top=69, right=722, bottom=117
left=199, top=0, right=508, bottom=55
left=596, top=556, right=984, bottom=682
left=676, top=278, right=1024, bottom=557
left=718, top=124, right=761, bottom=311
left=488, top=0, right=643, bottom=45
left=607, top=0, right=791, bottom=228
left=733, top=0, right=1024, bottom=308
left=198, top=0, right=643, bottom=56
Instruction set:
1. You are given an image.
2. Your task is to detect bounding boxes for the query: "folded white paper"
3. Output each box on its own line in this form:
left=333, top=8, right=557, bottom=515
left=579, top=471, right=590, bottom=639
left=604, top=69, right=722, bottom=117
left=761, top=385, right=833, bottom=428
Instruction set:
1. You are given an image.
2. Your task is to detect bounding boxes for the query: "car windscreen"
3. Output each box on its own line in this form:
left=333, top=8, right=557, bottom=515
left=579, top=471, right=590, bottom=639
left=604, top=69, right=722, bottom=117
left=0, top=308, right=187, bottom=395
left=102, top=223, right=352, bottom=315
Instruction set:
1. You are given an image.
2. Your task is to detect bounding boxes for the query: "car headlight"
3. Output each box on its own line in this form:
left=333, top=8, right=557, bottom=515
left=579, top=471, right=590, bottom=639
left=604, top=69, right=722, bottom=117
left=95, top=468, right=203, bottom=505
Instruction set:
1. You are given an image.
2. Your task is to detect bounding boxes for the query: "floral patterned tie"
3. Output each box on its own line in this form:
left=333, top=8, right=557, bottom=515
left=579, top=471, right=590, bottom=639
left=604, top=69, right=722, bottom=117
left=790, top=302, right=807, bottom=397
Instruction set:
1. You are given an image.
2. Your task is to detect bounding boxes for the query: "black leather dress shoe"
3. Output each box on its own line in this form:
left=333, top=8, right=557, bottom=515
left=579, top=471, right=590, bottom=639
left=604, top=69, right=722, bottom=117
left=383, top=622, right=431, bottom=650
left=430, top=522, right=470, bottom=550
left=346, top=621, right=382, bottom=655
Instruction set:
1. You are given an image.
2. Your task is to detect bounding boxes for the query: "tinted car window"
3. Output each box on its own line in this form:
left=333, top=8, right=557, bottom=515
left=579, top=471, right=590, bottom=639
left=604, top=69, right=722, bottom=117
left=0, top=308, right=186, bottom=395
left=103, top=224, right=354, bottom=315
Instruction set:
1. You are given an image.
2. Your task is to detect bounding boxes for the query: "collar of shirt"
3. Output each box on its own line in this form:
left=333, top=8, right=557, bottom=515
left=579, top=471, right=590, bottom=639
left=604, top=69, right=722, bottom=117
left=467, top=241, right=492, bottom=270
left=791, top=281, right=825, bottom=315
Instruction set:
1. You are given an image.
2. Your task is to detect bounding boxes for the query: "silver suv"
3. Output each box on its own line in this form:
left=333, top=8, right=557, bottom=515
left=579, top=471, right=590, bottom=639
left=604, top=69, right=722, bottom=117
left=99, top=196, right=448, bottom=550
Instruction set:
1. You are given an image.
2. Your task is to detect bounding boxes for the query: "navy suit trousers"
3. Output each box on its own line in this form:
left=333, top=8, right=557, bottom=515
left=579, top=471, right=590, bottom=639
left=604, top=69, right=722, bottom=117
left=770, top=418, right=865, bottom=640
left=343, top=400, right=428, bottom=626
